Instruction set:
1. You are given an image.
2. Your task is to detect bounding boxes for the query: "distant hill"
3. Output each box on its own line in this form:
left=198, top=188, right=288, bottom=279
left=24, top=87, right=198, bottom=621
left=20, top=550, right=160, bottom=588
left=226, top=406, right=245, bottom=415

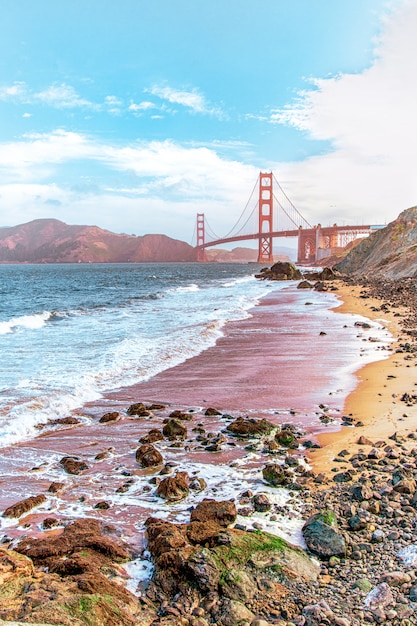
left=0, top=219, right=196, bottom=263
left=335, top=207, right=417, bottom=278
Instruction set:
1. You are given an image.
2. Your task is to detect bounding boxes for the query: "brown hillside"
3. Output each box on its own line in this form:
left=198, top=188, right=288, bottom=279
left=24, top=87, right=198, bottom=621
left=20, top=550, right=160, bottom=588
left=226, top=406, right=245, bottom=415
left=0, top=219, right=196, bottom=263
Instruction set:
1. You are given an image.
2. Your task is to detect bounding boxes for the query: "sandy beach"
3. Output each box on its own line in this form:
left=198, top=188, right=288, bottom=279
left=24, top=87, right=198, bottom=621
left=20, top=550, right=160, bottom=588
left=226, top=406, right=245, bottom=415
left=310, top=281, right=417, bottom=475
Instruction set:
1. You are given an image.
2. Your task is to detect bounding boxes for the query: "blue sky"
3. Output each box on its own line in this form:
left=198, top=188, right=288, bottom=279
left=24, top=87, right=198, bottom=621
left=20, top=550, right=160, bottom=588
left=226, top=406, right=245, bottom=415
left=0, top=0, right=416, bottom=244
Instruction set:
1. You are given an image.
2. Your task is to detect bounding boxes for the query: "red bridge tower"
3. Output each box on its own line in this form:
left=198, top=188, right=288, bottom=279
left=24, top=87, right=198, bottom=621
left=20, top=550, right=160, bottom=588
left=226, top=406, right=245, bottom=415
left=257, top=172, right=274, bottom=263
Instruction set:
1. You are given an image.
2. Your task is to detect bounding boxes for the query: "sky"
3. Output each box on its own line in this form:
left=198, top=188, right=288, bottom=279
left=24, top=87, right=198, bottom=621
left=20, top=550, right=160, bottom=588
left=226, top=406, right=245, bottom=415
left=0, top=0, right=416, bottom=246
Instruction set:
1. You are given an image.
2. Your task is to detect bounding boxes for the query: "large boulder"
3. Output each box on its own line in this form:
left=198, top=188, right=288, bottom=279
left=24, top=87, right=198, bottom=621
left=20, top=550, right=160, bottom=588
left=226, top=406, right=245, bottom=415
left=302, top=510, right=346, bottom=559
left=255, top=262, right=302, bottom=281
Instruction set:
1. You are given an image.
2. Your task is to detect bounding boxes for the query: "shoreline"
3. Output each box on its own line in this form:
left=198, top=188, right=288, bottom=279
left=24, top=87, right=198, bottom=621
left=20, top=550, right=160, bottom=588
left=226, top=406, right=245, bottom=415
left=309, top=281, right=417, bottom=475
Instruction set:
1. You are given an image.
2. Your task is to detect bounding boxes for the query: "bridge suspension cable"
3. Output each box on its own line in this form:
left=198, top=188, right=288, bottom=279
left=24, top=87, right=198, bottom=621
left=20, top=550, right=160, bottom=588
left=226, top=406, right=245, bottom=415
left=272, top=173, right=312, bottom=229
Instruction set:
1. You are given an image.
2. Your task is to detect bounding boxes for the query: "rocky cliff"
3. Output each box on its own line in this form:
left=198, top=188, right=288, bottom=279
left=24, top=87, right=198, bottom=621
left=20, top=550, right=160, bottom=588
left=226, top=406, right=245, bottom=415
left=0, top=219, right=196, bottom=263
left=335, top=206, right=417, bottom=278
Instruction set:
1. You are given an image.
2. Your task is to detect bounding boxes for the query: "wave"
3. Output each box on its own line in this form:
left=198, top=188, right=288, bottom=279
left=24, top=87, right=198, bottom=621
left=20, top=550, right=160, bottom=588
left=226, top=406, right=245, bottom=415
left=0, top=311, right=55, bottom=335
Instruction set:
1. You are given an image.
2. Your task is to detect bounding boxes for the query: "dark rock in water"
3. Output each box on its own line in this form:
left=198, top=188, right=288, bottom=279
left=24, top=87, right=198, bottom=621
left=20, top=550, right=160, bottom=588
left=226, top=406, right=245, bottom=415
left=94, top=501, right=111, bottom=510
left=205, top=407, right=222, bottom=416
left=42, top=517, right=59, bottom=529
left=47, top=481, right=65, bottom=493
left=302, top=510, right=346, bottom=559
left=275, top=428, right=298, bottom=448
left=49, top=416, right=81, bottom=425
left=2, top=494, right=47, bottom=518
left=139, top=428, right=164, bottom=444
left=255, top=261, right=302, bottom=281
left=135, top=443, right=163, bottom=467
left=99, top=411, right=120, bottom=423
left=297, top=280, right=313, bottom=289
left=252, top=493, right=271, bottom=512
left=162, top=418, right=187, bottom=440
left=169, top=409, right=193, bottom=420
left=59, top=456, right=88, bottom=475
left=126, top=402, right=150, bottom=417
left=189, top=476, right=207, bottom=492
left=226, top=416, right=276, bottom=438
left=190, top=499, right=237, bottom=527
left=157, top=472, right=190, bottom=502
left=262, top=463, right=292, bottom=487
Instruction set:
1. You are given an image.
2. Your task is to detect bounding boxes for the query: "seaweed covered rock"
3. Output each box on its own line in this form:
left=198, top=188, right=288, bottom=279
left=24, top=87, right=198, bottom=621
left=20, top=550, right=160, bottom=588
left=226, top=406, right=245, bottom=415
left=302, top=510, right=346, bottom=559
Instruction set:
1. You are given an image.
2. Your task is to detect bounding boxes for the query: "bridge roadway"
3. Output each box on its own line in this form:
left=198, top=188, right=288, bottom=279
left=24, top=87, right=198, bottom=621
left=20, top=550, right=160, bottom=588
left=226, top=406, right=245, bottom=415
left=197, top=224, right=372, bottom=264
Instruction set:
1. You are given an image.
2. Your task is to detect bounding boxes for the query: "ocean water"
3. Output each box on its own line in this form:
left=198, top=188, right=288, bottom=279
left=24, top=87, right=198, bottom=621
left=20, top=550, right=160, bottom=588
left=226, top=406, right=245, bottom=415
left=0, top=262, right=279, bottom=447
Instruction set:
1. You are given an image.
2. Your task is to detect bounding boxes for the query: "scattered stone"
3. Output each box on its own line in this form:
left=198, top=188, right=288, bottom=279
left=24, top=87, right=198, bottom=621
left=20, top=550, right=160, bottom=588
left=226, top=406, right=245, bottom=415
left=135, top=443, right=163, bottom=467
left=99, top=411, right=120, bottom=423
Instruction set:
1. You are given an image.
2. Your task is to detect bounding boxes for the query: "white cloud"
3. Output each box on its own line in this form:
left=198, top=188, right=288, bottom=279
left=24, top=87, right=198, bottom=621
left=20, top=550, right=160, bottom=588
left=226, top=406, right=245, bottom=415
left=266, top=0, right=417, bottom=226
left=34, top=83, right=97, bottom=109
left=128, top=100, right=157, bottom=112
left=0, top=82, right=27, bottom=100
left=146, top=83, right=223, bottom=117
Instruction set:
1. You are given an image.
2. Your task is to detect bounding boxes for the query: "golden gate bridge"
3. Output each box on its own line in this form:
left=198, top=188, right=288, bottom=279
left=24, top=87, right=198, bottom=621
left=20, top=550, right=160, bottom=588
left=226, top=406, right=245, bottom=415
left=192, top=172, right=373, bottom=264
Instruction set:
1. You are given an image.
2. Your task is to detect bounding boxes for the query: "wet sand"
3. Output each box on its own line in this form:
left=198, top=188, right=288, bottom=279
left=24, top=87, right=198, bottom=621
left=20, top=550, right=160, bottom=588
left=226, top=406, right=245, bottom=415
left=0, top=281, right=394, bottom=546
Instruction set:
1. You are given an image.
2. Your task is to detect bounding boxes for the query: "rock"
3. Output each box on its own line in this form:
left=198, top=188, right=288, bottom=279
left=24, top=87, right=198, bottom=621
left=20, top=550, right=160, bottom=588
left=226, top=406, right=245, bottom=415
left=157, top=472, right=190, bottom=502
left=262, top=463, right=292, bottom=487
left=2, top=494, right=47, bottom=518
left=252, top=494, right=271, bottom=512
left=135, top=443, right=163, bottom=467
left=139, top=428, right=164, bottom=444
left=211, top=598, right=255, bottom=626
left=145, top=518, right=189, bottom=557
left=219, top=567, right=256, bottom=601
left=126, top=402, right=150, bottom=416
left=226, top=417, right=276, bottom=438
left=350, top=483, right=374, bottom=501
left=162, top=419, right=187, bottom=440
left=205, top=407, right=222, bottom=416
left=190, top=499, right=237, bottom=527
left=186, top=547, right=220, bottom=592
left=297, top=280, right=313, bottom=289
left=186, top=521, right=222, bottom=545
left=189, top=477, right=207, bottom=492
left=275, top=429, right=298, bottom=448
left=363, top=582, right=394, bottom=611
left=59, top=456, right=88, bottom=475
left=98, top=411, right=120, bottom=423
left=302, top=511, right=346, bottom=558
left=0, top=546, right=35, bottom=583
left=47, top=482, right=65, bottom=493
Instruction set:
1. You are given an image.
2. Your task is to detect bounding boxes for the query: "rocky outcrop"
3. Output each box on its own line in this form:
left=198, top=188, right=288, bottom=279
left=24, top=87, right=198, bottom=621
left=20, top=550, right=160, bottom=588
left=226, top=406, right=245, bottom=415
left=335, top=206, right=417, bottom=278
left=156, top=472, right=190, bottom=502
left=144, top=504, right=320, bottom=622
left=59, top=456, right=88, bottom=475
left=0, top=520, right=153, bottom=625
